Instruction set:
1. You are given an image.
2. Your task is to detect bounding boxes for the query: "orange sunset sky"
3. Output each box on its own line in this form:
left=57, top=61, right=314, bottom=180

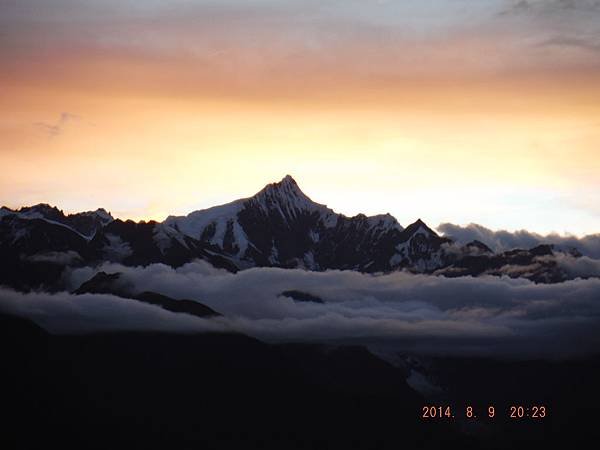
left=1, top=0, right=599, bottom=235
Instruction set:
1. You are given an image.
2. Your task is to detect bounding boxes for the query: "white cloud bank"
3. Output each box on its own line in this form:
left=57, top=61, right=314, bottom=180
left=0, top=287, right=228, bottom=335
left=2, top=260, right=600, bottom=359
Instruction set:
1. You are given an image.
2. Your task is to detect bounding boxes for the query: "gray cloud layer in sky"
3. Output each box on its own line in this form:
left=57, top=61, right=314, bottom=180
left=2, top=0, right=599, bottom=77
left=438, top=222, right=600, bottom=258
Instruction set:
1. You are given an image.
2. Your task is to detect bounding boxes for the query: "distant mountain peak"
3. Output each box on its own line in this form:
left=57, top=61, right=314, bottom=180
left=259, top=175, right=304, bottom=197
left=1, top=203, right=114, bottom=238
left=18, top=203, right=63, bottom=219
left=84, top=208, right=114, bottom=223
left=20, top=203, right=58, bottom=212
left=403, top=218, right=437, bottom=237
left=10, top=203, right=113, bottom=224
left=250, top=175, right=329, bottom=216
left=281, top=174, right=297, bottom=184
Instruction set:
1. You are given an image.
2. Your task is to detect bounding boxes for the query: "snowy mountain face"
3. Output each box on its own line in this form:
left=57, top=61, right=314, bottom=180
left=0, top=212, right=95, bottom=290
left=0, top=175, right=589, bottom=291
left=434, top=243, right=569, bottom=283
left=164, top=176, right=333, bottom=268
left=164, top=175, right=448, bottom=272
left=0, top=204, right=113, bottom=239
left=88, top=219, right=238, bottom=272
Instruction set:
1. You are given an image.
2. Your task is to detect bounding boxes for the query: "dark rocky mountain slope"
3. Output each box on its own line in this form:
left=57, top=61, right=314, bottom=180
left=0, top=176, right=590, bottom=291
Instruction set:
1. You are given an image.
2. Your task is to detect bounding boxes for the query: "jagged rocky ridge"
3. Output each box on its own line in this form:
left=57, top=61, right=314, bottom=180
left=0, top=175, right=589, bottom=290
left=165, top=175, right=449, bottom=272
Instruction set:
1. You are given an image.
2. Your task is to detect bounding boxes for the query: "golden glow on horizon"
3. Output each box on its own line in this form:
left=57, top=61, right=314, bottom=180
left=2, top=80, right=599, bottom=235
left=1, top=1, right=599, bottom=235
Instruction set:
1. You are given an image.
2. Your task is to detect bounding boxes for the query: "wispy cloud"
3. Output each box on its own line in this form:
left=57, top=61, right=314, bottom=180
left=538, top=35, right=600, bottom=53
left=499, top=0, right=532, bottom=15
left=34, top=112, right=79, bottom=138
left=502, top=0, right=600, bottom=15
left=498, top=0, right=600, bottom=61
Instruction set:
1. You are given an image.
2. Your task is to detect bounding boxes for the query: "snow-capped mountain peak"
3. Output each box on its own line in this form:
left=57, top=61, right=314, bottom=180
left=162, top=176, right=413, bottom=268
left=84, top=208, right=114, bottom=224
left=18, top=203, right=62, bottom=220
left=248, top=175, right=333, bottom=218
left=1, top=176, right=584, bottom=285
left=0, top=204, right=114, bottom=238
left=164, top=199, right=249, bottom=255
left=362, top=213, right=403, bottom=232
left=402, top=219, right=436, bottom=239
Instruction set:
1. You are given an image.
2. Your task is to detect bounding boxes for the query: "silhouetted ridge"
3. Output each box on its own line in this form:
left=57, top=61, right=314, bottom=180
left=74, top=271, right=220, bottom=318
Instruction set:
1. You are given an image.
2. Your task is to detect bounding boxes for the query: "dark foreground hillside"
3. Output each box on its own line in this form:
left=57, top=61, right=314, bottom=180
left=1, top=313, right=599, bottom=450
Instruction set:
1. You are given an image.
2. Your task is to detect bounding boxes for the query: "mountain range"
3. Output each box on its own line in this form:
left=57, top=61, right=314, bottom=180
left=0, top=175, right=583, bottom=290
left=2, top=176, right=599, bottom=450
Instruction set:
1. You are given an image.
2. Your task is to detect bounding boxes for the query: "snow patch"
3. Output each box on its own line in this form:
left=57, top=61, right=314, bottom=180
left=366, top=214, right=403, bottom=232
left=165, top=200, right=245, bottom=242
left=93, top=209, right=113, bottom=223
left=232, top=220, right=250, bottom=255
left=309, top=229, right=320, bottom=243
left=268, top=239, right=279, bottom=264
left=406, top=370, right=443, bottom=396
left=103, top=234, right=133, bottom=261
left=303, top=251, right=317, bottom=270
left=153, top=223, right=189, bottom=254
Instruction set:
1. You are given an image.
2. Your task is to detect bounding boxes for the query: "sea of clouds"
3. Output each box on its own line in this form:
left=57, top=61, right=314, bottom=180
left=2, top=259, right=600, bottom=360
